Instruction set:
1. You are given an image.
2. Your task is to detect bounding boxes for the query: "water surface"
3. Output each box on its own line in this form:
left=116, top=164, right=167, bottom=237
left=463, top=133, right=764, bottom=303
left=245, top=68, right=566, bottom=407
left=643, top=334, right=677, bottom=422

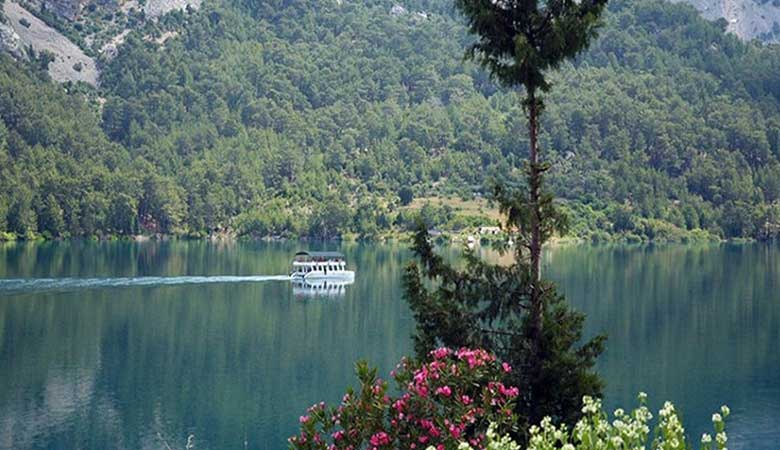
left=0, top=241, right=777, bottom=449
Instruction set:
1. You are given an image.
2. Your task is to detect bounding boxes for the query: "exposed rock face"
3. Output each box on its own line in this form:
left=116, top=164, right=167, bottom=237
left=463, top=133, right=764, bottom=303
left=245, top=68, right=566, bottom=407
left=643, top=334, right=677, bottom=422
left=390, top=4, right=407, bottom=16
left=0, top=22, right=27, bottom=60
left=143, top=0, right=201, bottom=19
left=674, top=0, right=780, bottom=43
left=2, top=1, right=98, bottom=85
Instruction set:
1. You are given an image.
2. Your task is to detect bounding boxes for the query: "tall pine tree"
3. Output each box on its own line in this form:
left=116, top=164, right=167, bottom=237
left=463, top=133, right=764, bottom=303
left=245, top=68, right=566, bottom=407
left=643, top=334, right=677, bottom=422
left=404, top=0, right=609, bottom=442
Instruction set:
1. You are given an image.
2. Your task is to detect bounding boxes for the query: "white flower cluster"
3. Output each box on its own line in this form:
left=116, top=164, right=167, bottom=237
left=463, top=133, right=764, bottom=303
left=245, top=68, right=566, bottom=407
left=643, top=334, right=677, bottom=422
left=702, top=404, right=730, bottom=450
left=580, top=395, right=602, bottom=415
left=654, top=400, right=686, bottom=449
left=457, top=396, right=730, bottom=450
left=529, top=394, right=654, bottom=450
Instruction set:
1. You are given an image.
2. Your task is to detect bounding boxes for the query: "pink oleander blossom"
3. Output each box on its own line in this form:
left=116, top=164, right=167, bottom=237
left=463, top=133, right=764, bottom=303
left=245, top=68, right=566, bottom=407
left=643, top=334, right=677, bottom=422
left=289, top=348, right=517, bottom=450
left=369, top=431, right=390, bottom=447
left=435, top=385, right=452, bottom=397
left=432, top=347, right=451, bottom=359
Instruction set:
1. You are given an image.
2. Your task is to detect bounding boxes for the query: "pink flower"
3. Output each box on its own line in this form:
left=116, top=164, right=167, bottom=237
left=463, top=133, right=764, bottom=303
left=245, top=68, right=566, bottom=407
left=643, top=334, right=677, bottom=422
left=432, top=347, right=451, bottom=359
left=461, top=395, right=472, bottom=405
left=499, top=384, right=519, bottom=398
left=332, top=430, right=345, bottom=440
left=299, top=415, right=309, bottom=424
left=502, top=362, right=512, bottom=373
left=435, top=386, right=452, bottom=397
left=369, top=431, right=391, bottom=447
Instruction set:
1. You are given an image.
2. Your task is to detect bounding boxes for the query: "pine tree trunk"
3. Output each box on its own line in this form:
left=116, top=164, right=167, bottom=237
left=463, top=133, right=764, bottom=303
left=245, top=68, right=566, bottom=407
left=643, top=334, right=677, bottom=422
left=527, top=89, right=543, bottom=344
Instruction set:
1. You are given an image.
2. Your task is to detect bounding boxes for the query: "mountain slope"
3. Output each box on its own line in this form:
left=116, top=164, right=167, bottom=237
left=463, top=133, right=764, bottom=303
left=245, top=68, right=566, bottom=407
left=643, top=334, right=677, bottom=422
left=1, top=0, right=779, bottom=241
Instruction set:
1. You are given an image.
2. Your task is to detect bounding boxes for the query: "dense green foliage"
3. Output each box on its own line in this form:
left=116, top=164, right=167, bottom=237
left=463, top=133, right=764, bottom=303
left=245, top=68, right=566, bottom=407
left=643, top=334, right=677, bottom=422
left=404, top=215, right=605, bottom=444
left=1, top=0, right=780, bottom=240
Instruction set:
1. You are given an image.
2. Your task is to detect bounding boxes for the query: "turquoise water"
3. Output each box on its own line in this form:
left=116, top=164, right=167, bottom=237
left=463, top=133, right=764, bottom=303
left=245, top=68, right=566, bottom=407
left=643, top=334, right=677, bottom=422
left=0, top=241, right=777, bottom=449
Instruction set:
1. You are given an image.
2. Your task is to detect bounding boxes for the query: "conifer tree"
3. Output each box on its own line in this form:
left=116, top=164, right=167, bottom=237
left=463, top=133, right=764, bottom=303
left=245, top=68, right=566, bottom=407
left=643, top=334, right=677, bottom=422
left=404, top=0, right=609, bottom=441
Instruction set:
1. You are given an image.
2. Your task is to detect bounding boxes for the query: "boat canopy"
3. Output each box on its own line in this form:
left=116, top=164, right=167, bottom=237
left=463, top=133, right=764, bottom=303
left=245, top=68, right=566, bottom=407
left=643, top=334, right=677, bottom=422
left=294, top=251, right=345, bottom=262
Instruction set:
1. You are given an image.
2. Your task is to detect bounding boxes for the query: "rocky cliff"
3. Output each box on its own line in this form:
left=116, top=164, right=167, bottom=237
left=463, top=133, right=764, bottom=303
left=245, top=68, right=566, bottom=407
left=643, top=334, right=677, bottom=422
left=2, top=1, right=98, bottom=85
left=675, top=0, right=780, bottom=42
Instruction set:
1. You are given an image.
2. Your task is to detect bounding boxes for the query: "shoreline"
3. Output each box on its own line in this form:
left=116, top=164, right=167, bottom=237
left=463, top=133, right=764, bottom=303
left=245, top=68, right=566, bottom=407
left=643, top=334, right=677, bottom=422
left=0, top=230, right=763, bottom=246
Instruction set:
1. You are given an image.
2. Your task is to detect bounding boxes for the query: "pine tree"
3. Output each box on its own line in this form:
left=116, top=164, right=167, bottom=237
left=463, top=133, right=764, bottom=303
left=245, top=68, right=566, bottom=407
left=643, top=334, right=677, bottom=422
left=403, top=0, right=609, bottom=442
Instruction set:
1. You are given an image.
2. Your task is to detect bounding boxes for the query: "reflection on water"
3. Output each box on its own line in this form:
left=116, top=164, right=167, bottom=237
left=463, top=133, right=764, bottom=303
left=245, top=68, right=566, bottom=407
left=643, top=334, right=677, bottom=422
left=0, top=241, right=777, bottom=450
left=292, top=279, right=354, bottom=298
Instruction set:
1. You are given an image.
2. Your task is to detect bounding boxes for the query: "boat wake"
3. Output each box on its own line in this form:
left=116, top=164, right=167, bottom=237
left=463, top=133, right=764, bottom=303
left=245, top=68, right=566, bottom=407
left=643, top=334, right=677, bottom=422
left=0, top=275, right=291, bottom=294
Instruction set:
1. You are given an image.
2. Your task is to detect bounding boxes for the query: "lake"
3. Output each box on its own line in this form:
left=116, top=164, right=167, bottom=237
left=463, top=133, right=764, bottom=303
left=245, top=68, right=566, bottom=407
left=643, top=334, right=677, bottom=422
left=0, top=241, right=777, bottom=450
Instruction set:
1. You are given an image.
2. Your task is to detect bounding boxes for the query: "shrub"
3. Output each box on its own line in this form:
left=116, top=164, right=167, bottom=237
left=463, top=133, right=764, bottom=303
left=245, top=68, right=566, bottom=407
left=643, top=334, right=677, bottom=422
left=589, top=230, right=611, bottom=244
left=456, top=394, right=730, bottom=450
left=289, top=348, right=518, bottom=450
left=399, top=186, right=414, bottom=206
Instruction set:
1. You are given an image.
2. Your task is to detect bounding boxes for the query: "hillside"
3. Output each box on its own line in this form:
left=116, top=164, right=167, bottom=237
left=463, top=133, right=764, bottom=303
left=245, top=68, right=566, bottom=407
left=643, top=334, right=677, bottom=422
left=1, top=0, right=779, bottom=242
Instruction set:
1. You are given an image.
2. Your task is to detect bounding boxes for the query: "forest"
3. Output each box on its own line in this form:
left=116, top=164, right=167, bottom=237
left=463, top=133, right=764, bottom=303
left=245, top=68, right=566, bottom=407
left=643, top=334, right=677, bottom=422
left=1, top=0, right=779, bottom=241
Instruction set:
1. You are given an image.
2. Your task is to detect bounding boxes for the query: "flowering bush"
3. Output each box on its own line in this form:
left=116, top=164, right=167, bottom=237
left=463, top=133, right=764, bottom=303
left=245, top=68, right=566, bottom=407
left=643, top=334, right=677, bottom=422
left=456, top=394, right=730, bottom=450
left=289, top=348, right=519, bottom=450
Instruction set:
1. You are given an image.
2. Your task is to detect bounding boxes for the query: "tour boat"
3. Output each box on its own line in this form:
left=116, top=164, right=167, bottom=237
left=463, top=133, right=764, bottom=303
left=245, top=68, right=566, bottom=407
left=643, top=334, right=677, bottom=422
left=290, top=251, right=355, bottom=281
